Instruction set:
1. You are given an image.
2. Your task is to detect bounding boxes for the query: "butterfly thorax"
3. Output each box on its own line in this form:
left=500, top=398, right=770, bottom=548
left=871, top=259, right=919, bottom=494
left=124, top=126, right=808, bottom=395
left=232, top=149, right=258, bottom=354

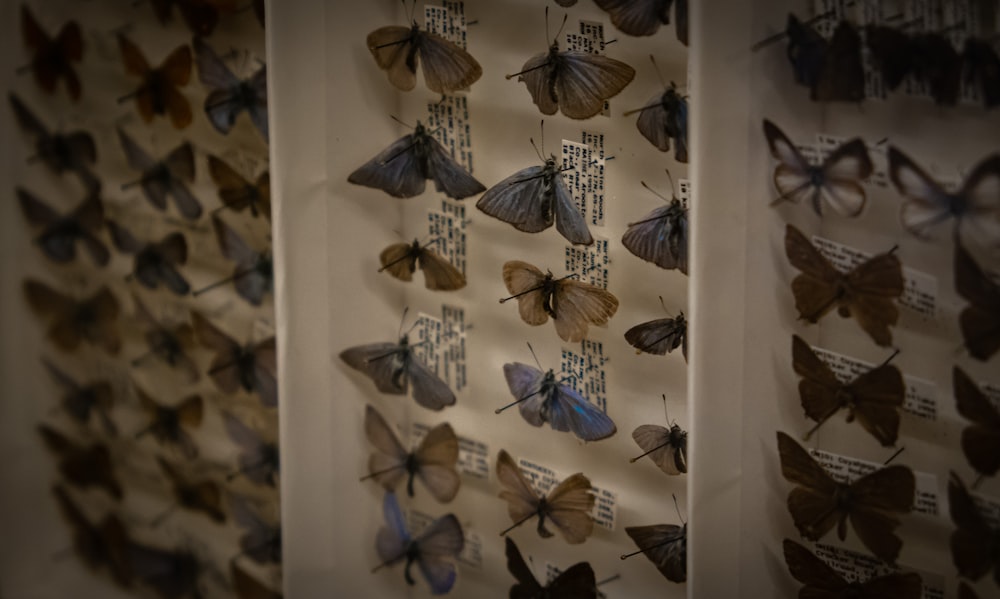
left=149, top=330, right=183, bottom=365
left=254, top=252, right=274, bottom=282
left=145, top=72, right=171, bottom=114
left=545, top=44, right=562, bottom=103
left=236, top=346, right=258, bottom=392
left=538, top=370, right=561, bottom=421
left=405, top=452, right=419, bottom=497
left=403, top=541, right=421, bottom=586
left=137, top=245, right=171, bottom=271
left=535, top=495, right=553, bottom=537
left=405, top=239, right=423, bottom=273
left=40, top=134, right=76, bottom=171
left=36, top=46, right=72, bottom=77
left=540, top=273, right=559, bottom=318
left=661, top=88, right=683, bottom=112
left=404, top=23, right=421, bottom=73
left=392, top=335, right=412, bottom=390
left=156, top=406, right=181, bottom=440
left=177, top=483, right=202, bottom=509
left=234, top=80, right=259, bottom=110
left=834, top=388, right=860, bottom=422
left=832, top=483, right=853, bottom=539
left=46, top=217, right=86, bottom=241
left=73, top=302, right=98, bottom=331
left=261, top=443, right=280, bottom=478
left=145, top=163, right=173, bottom=186
left=540, top=158, right=560, bottom=222
left=410, top=123, right=433, bottom=177
left=66, top=390, right=96, bottom=422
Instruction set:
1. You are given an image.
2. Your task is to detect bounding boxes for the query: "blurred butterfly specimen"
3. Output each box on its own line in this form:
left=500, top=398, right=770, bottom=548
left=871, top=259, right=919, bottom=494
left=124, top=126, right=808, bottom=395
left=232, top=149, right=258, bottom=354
left=630, top=410, right=687, bottom=475
left=52, top=486, right=133, bottom=587
left=785, top=224, right=903, bottom=347
left=379, top=239, right=466, bottom=291
left=949, top=471, right=1000, bottom=585
left=505, top=537, right=596, bottom=599
left=19, top=6, right=83, bottom=100
left=208, top=155, right=270, bottom=220
left=42, top=358, right=116, bottom=435
left=477, top=136, right=593, bottom=246
left=130, top=293, right=199, bottom=383
left=193, top=37, right=268, bottom=140
left=199, top=216, right=273, bottom=306
left=125, top=542, right=202, bottom=599
left=964, top=38, right=1000, bottom=109
left=361, top=405, right=459, bottom=503
left=118, top=129, right=201, bottom=220
left=784, top=16, right=864, bottom=102
left=192, top=312, right=277, bottom=407
left=374, top=491, right=464, bottom=594
left=500, top=260, right=618, bottom=342
left=348, top=120, right=485, bottom=200
left=38, top=425, right=123, bottom=500
left=622, top=522, right=686, bottom=582
left=148, top=0, right=239, bottom=36
left=763, top=119, right=873, bottom=217
left=959, top=582, right=981, bottom=599
left=24, top=280, right=121, bottom=355
left=625, top=312, right=687, bottom=361
left=107, top=221, right=190, bottom=295
left=954, top=366, right=1000, bottom=479
left=621, top=178, right=688, bottom=273
left=230, top=495, right=281, bottom=564
left=496, top=449, right=594, bottom=544
left=791, top=334, right=904, bottom=447
left=888, top=147, right=1000, bottom=247
left=864, top=25, right=914, bottom=92
left=252, top=0, right=265, bottom=28
left=865, top=27, right=965, bottom=105
left=625, top=78, right=688, bottom=162
left=366, top=18, right=482, bottom=94
left=498, top=358, right=617, bottom=442
left=232, top=563, right=282, bottom=599
left=135, top=388, right=203, bottom=460
left=509, top=12, right=635, bottom=119
left=9, top=94, right=100, bottom=193
left=782, top=538, right=922, bottom=598
left=157, top=457, right=226, bottom=523
left=554, top=0, right=577, bottom=5
left=776, top=431, right=915, bottom=564
left=340, top=322, right=456, bottom=411
left=593, top=0, right=672, bottom=37
left=223, top=412, right=279, bottom=487
left=17, top=187, right=108, bottom=266
left=117, top=35, right=193, bottom=129
left=955, top=245, right=1000, bottom=361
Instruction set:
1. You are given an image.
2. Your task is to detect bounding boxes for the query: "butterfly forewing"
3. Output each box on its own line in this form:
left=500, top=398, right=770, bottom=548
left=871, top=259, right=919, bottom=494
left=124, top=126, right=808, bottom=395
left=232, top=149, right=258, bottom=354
left=625, top=315, right=687, bottom=360
left=594, top=0, right=671, bottom=37
left=367, top=24, right=481, bottom=94
left=956, top=245, right=1000, bottom=361
left=622, top=200, right=689, bottom=273
left=518, top=42, right=635, bottom=120
left=948, top=471, right=1000, bottom=583
left=625, top=523, right=686, bottom=583
left=632, top=423, right=687, bottom=474
left=954, top=366, right=1000, bottom=477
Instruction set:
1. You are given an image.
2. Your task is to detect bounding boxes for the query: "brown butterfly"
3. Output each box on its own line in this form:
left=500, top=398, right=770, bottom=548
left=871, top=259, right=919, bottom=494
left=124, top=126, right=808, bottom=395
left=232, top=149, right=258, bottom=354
left=783, top=538, right=922, bottom=598
left=38, top=425, right=123, bottom=500
left=366, top=21, right=482, bottom=93
left=107, top=221, right=190, bottom=296
left=52, top=486, right=133, bottom=586
left=135, top=388, right=203, bottom=460
left=361, top=405, right=459, bottom=502
left=131, top=293, right=199, bottom=383
left=505, top=537, right=596, bottom=599
left=955, top=245, right=1000, bottom=361
left=24, top=280, right=120, bottom=355
left=19, top=6, right=83, bottom=100
left=949, top=471, right=1000, bottom=584
left=623, top=522, right=687, bottom=583
left=501, top=260, right=619, bottom=342
left=379, top=239, right=466, bottom=291
left=954, top=366, right=1000, bottom=478
left=791, top=335, right=904, bottom=447
left=157, top=457, right=226, bottom=523
left=231, top=562, right=282, bottom=599
left=192, top=312, right=277, bottom=407
left=496, top=449, right=594, bottom=544
left=624, top=313, right=687, bottom=361
left=776, top=431, right=915, bottom=564
left=208, top=155, right=270, bottom=220
left=785, top=224, right=903, bottom=347
left=42, top=358, right=117, bottom=435
left=631, top=419, right=688, bottom=475
left=117, top=35, right=193, bottom=129
left=118, top=129, right=201, bottom=220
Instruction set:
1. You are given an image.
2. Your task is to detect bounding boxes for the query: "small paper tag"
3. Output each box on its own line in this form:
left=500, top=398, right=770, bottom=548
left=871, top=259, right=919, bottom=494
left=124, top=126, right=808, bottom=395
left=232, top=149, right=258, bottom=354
left=561, top=139, right=592, bottom=221
left=424, top=2, right=468, bottom=47
left=516, top=457, right=617, bottom=531
left=427, top=202, right=467, bottom=277
left=812, top=542, right=945, bottom=599
left=441, top=304, right=467, bottom=392
left=560, top=340, right=609, bottom=413
left=581, top=131, right=606, bottom=225
left=427, top=95, right=474, bottom=171
left=808, top=448, right=939, bottom=516
left=564, top=237, right=610, bottom=289
left=412, top=313, right=445, bottom=377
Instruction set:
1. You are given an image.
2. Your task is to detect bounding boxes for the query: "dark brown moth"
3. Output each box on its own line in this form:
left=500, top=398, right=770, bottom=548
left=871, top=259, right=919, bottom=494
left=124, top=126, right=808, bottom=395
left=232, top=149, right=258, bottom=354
left=379, top=239, right=466, bottom=291
left=622, top=523, right=686, bottom=583
left=624, top=313, right=687, bottom=360
left=785, top=224, right=903, bottom=347
left=20, top=6, right=83, bottom=100
left=9, top=95, right=100, bottom=193
left=191, top=312, right=277, bottom=407
left=954, top=366, right=1000, bottom=478
left=39, top=425, right=123, bottom=500
left=134, top=389, right=203, bottom=460
left=949, top=471, right=1000, bottom=584
left=366, top=21, right=482, bottom=93
left=118, top=129, right=200, bottom=220
left=157, top=457, right=226, bottom=523
left=208, top=155, right=271, bottom=220
left=52, top=486, right=133, bottom=586
left=776, top=431, right=915, bottom=564
left=117, top=35, right=193, bottom=129
left=505, top=537, right=596, bottom=599
left=496, top=449, right=594, bottom=544
left=783, top=538, right=922, bottom=598
left=24, top=280, right=121, bottom=355
left=955, top=245, right=1000, bottom=361
left=791, top=335, right=904, bottom=446
left=18, top=188, right=108, bottom=266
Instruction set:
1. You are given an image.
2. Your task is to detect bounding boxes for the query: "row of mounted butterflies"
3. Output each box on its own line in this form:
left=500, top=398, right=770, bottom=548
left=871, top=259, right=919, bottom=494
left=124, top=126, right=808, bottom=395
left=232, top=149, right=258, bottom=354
left=760, top=9, right=1000, bottom=107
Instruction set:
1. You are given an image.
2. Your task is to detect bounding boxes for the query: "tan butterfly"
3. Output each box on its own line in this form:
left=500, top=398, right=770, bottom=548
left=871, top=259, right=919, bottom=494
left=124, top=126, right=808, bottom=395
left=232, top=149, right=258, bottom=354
left=379, top=239, right=466, bottom=291
left=785, top=224, right=903, bottom=347
left=157, top=457, right=226, bottom=523
left=501, top=260, right=618, bottom=342
left=208, top=155, right=270, bottom=220
left=777, top=431, right=914, bottom=564
left=496, top=449, right=594, bottom=544
left=24, top=280, right=120, bottom=355
left=117, top=35, right=192, bottom=129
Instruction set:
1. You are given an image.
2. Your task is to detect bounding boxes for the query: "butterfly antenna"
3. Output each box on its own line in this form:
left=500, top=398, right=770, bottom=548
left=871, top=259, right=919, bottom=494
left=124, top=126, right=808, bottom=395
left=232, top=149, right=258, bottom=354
left=750, top=9, right=835, bottom=51
left=130, top=348, right=156, bottom=367
left=597, top=574, right=621, bottom=587
left=629, top=439, right=673, bottom=463
left=499, top=284, right=548, bottom=304
left=640, top=180, right=672, bottom=204
left=661, top=393, right=669, bottom=421
left=499, top=510, right=539, bottom=536
left=876, top=348, right=900, bottom=369
left=554, top=12, right=568, bottom=42
left=389, top=115, right=413, bottom=129
left=495, top=388, right=545, bottom=414
left=359, top=463, right=408, bottom=482
left=883, top=446, right=905, bottom=465
left=192, top=272, right=246, bottom=297
left=526, top=342, right=543, bottom=369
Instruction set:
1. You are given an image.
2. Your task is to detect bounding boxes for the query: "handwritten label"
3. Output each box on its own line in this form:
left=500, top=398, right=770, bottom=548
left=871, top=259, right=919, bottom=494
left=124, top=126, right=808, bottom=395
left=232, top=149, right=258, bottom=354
left=409, top=509, right=482, bottom=568
left=560, top=340, right=609, bottom=413
left=808, top=448, right=939, bottom=516
left=582, top=131, right=606, bottom=225
left=427, top=202, right=467, bottom=277
left=565, top=237, right=610, bottom=289
left=427, top=95, right=474, bottom=171
left=809, top=344, right=938, bottom=420
left=810, top=235, right=938, bottom=318
left=424, top=2, right=468, bottom=48
left=562, top=139, right=592, bottom=221
left=516, top=457, right=617, bottom=530
left=812, top=542, right=944, bottom=599
left=678, top=178, right=691, bottom=204
left=412, top=312, right=444, bottom=379
left=411, top=422, right=488, bottom=479
left=413, top=307, right=467, bottom=393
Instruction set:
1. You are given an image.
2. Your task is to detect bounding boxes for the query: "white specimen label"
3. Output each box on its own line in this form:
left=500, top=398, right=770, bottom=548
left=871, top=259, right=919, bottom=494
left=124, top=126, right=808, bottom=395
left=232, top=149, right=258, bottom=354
left=424, top=2, right=468, bottom=47
left=565, top=237, right=610, bottom=289
left=427, top=95, right=474, bottom=171
left=560, top=340, right=609, bottom=413
left=427, top=201, right=468, bottom=277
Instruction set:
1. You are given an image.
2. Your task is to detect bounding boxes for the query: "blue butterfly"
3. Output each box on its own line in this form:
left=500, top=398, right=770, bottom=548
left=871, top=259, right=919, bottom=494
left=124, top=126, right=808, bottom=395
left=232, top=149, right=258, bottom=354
left=374, top=491, right=464, bottom=594
left=498, top=362, right=616, bottom=442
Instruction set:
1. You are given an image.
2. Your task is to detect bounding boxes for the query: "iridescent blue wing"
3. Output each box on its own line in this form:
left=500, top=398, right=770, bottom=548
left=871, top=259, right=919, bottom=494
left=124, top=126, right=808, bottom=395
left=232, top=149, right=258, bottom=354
left=415, top=513, right=463, bottom=594
left=477, top=164, right=551, bottom=233
left=376, top=491, right=409, bottom=564
left=548, top=381, right=617, bottom=441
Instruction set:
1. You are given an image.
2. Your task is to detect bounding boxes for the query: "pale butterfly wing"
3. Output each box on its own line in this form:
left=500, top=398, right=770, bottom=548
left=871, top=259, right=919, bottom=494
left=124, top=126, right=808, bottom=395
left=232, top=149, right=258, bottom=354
left=502, top=261, right=550, bottom=326
left=554, top=51, right=635, bottom=120
left=552, top=279, right=619, bottom=342
left=544, top=473, right=595, bottom=544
